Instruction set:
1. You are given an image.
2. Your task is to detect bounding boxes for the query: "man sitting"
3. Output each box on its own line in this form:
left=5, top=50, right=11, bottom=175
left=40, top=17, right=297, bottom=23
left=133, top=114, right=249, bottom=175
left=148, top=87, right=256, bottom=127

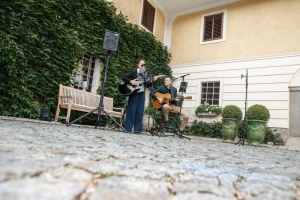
left=151, top=77, right=189, bottom=136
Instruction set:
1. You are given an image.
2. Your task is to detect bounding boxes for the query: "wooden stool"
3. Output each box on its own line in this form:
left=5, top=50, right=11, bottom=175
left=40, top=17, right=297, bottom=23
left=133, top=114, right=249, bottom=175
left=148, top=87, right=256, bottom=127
left=158, top=109, right=180, bottom=136
left=158, top=109, right=191, bottom=140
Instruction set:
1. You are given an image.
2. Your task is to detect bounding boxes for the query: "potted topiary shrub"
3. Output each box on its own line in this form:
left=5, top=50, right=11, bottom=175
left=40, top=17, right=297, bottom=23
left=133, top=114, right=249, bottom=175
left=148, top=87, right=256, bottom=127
left=246, top=104, right=270, bottom=145
left=221, top=105, right=243, bottom=143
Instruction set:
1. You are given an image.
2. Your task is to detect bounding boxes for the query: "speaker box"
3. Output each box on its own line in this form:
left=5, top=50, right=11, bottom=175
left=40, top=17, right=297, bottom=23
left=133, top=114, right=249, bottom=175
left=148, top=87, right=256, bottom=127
left=102, top=30, right=120, bottom=56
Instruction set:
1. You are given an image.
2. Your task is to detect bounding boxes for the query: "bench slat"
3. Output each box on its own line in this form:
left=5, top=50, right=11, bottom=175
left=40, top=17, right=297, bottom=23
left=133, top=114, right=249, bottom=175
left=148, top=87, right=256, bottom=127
left=55, top=84, right=123, bottom=123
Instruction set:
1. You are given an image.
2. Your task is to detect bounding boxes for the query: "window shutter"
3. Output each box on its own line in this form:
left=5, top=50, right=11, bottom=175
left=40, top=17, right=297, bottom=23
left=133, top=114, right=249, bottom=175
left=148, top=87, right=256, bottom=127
left=203, top=13, right=223, bottom=41
left=204, top=16, right=213, bottom=40
left=213, top=14, right=222, bottom=38
left=141, top=0, right=155, bottom=32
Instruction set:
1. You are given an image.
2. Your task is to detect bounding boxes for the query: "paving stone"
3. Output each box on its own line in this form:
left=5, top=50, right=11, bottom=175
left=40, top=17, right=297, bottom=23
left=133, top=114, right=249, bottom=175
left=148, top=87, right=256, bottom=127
left=0, top=177, right=85, bottom=200
left=89, top=176, right=170, bottom=200
left=0, top=118, right=300, bottom=200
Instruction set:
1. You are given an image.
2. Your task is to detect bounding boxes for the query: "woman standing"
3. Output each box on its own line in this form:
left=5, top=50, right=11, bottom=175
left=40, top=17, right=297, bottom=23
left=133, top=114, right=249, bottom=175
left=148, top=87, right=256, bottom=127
left=122, top=59, right=157, bottom=133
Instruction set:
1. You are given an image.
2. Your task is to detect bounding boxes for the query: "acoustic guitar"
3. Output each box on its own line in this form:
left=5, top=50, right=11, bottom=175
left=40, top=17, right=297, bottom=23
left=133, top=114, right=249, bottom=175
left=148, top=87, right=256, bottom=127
left=118, top=75, right=165, bottom=96
left=152, top=92, right=192, bottom=109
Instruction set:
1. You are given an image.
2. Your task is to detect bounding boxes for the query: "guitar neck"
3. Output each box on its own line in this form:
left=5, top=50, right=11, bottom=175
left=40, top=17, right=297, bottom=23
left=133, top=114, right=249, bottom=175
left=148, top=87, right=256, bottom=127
left=134, top=75, right=165, bottom=85
left=164, top=98, right=176, bottom=101
left=164, top=96, right=190, bottom=101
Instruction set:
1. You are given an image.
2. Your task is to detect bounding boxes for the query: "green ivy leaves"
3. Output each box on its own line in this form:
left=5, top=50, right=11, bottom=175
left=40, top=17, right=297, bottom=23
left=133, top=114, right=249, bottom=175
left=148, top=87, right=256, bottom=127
left=0, top=0, right=171, bottom=120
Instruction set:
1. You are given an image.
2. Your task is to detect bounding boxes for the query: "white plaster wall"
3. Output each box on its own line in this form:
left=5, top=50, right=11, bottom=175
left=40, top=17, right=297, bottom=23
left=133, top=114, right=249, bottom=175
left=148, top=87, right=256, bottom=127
left=290, top=69, right=300, bottom=86
left=171, top=53, right=300, bottom=129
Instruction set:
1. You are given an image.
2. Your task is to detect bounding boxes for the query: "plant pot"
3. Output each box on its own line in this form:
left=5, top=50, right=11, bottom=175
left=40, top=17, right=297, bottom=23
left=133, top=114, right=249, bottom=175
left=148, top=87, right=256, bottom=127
left=222, top=118, right=239, bottom=143
left=197, top=112, right=218, bottom=117
left=247, top=119, right=267, bottom=145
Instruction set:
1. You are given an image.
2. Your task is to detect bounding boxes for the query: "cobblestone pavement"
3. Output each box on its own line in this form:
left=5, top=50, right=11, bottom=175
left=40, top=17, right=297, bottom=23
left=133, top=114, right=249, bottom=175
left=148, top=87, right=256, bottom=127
left=0, top=117, right=300, bottom=200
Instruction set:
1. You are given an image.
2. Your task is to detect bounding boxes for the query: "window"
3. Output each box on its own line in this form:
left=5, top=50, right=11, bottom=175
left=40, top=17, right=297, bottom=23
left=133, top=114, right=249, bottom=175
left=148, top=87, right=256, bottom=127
left=141, top=0, right=155, bottom=32
left=71, top=54, right=96, bottom=92
left=200, top=9, right=227, bottom=44
left=201, top=82, right=220, bottom=105
left=204, top=13, right=223, bottom=41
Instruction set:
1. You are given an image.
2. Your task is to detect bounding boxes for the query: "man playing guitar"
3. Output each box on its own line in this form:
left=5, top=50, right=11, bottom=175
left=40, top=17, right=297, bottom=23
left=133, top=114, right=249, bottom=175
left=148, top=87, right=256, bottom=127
left=151, top=76, right=189, bottom=136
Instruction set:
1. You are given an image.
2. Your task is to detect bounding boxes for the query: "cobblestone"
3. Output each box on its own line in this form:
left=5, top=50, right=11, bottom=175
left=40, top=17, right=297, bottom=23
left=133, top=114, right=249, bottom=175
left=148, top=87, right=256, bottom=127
left=0, top=117, right=299, bottom=200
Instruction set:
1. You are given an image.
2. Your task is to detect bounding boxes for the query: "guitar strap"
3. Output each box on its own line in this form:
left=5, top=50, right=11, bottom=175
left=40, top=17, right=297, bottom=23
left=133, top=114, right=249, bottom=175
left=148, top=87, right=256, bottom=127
left=137, top=68, right=147, bottom=81
left=170, top=85, right=180, bottom=107
left=170, top=85, right=176, bottom=105
left=170, top=85, right=174, bottom=98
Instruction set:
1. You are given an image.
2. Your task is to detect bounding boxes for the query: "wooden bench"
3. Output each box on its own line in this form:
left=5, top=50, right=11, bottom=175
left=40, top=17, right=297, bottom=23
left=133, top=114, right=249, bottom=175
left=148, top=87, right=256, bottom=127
left=55, top=84, right=123, bottom=123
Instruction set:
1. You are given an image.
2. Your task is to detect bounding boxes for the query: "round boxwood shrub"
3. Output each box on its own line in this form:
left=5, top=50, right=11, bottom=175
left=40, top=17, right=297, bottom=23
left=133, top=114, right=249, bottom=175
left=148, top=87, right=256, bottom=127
left=246, top=104, right=270, bottom=121
left=222, top=105, right=243, bottom=121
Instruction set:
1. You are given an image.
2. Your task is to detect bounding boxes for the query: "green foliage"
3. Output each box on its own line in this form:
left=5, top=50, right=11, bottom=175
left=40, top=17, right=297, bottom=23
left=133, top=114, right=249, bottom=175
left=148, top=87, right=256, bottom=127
left=222, top=105, right=243, bottom=121
left=237, top=120, right=247, bottom=138
left=144, top=105, right=162, bottom=124
left=246, top=104, right=270, bottom=121
left=184, top=119, right=284, bottom=146
left=263, top=128, right=284, bottom=145
left=195, top=104, right=222, bottom=115
left=144, top=106, right=159, bottom=116
left=0, top=0, right=171, bottom=119
left=186, top=120, right=222, bottom=138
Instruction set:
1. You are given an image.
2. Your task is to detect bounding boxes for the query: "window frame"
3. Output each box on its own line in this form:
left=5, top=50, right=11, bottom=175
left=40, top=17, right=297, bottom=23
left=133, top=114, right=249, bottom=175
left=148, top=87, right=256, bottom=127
left=140, top=0, right=156, bottom=33
left=200, top=9, right=227, bottom=45
left=198, top=79, right=223, bottom=106
left=72, top=54, right=96, bottom=92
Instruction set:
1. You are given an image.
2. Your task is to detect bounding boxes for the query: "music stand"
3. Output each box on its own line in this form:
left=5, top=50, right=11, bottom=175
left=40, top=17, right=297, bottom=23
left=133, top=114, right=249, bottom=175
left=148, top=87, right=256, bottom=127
left=179, top=82, right=188, bottom=93
left=66, top=53, right=127, bottom=133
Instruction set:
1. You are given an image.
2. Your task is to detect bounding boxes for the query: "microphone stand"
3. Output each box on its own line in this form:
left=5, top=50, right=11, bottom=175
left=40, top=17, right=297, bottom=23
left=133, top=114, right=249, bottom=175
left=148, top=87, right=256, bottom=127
left=144, top=66, right=160, bottom=136
left=235, top=69, right=249, bottom=145
left=173, top=74, right=191, bottom=140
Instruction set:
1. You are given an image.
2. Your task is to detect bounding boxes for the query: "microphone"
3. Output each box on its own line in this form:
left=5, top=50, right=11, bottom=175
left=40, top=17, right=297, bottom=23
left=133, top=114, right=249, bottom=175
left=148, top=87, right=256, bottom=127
left=175, top=73, right=190, bottom=79
left=181, top=73, right=190, bottom=77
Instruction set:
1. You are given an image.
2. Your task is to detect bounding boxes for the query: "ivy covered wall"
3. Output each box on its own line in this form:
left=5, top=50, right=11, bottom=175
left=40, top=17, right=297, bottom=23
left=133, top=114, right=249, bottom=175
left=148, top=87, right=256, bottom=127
left=0, top=0, right=172, bottom=119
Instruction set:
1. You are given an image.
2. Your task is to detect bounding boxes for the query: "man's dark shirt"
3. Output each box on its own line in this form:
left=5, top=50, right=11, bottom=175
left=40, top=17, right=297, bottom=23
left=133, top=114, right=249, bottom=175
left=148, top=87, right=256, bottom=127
left=151, top=85, right=178, bottom=105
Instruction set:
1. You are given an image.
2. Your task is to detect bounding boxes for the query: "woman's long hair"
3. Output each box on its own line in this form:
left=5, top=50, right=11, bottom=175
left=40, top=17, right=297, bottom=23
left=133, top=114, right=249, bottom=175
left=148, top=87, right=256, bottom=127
left=135, top=59, right=146, bottom=69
